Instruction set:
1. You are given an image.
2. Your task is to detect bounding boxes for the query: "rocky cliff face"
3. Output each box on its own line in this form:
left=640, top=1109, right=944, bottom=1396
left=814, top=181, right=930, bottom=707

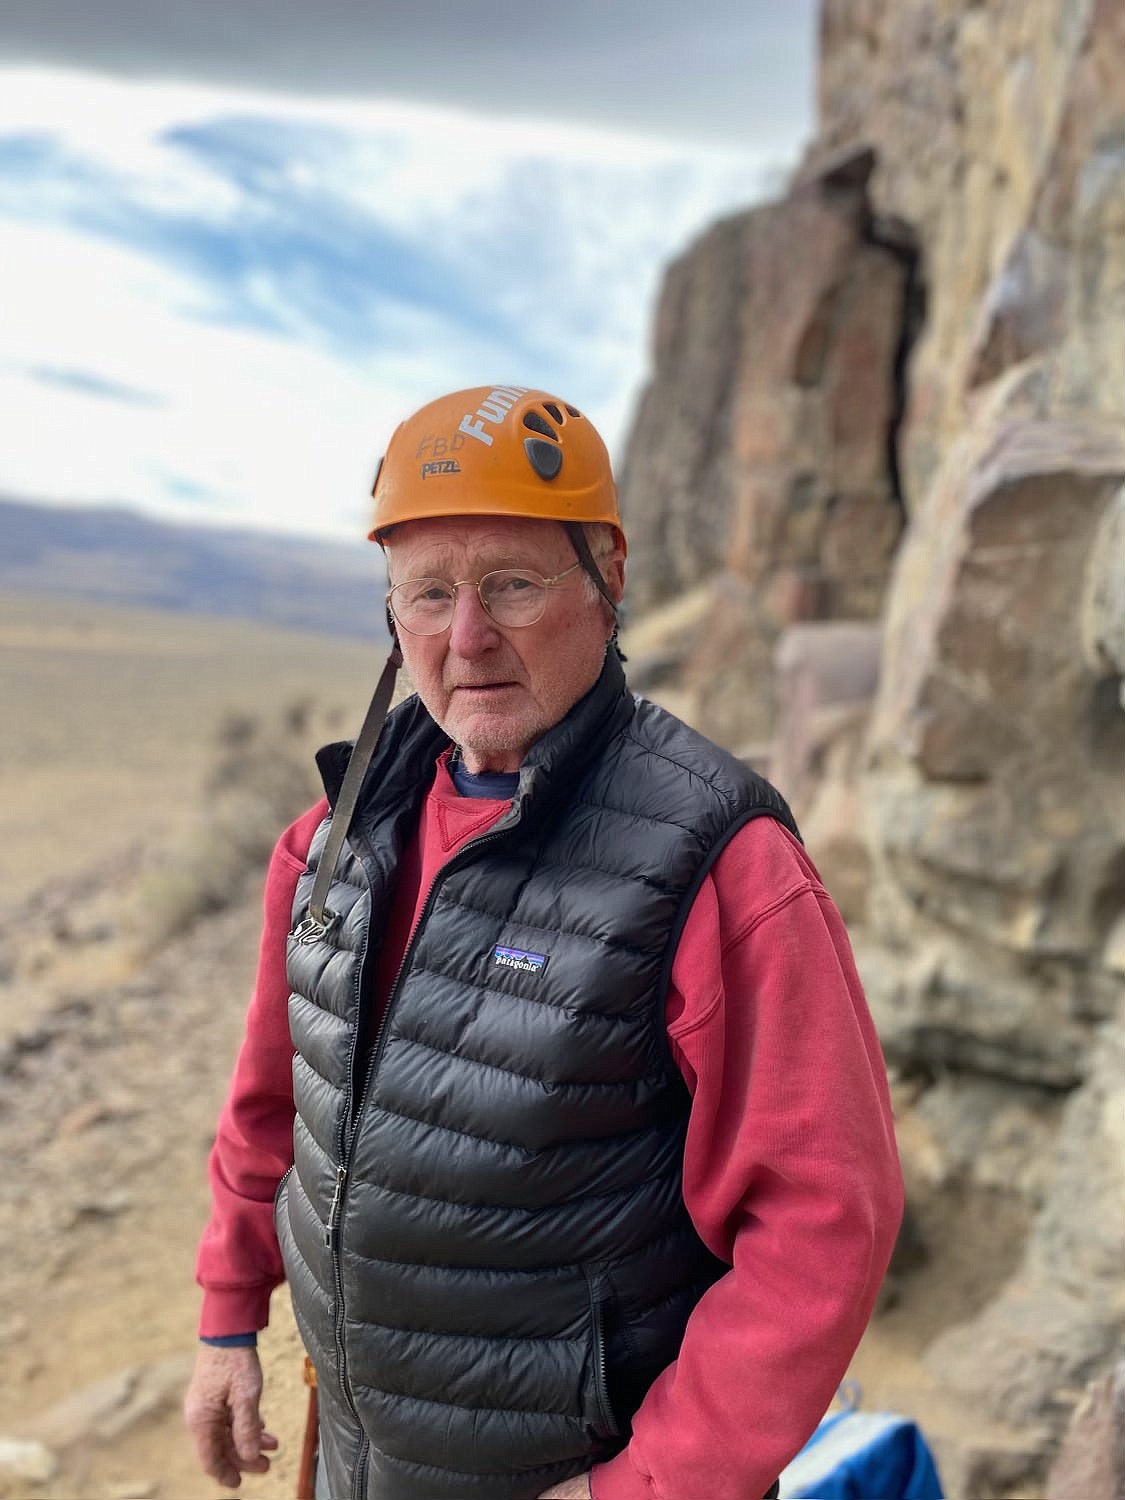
left=623, top=151, right=913, bottom=622
left=619, top=2, right=1124, bottom=1493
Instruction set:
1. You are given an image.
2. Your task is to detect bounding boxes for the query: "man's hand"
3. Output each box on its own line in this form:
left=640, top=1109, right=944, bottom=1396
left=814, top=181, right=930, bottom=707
left=184, top=1344, right=279, bottom=1489
left=538, top=1478, right=592, bottom=1498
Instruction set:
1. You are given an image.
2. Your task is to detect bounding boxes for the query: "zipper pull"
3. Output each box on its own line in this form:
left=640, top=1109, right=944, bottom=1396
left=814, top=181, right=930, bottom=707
left=325, top=1165, right=347, bottom=1249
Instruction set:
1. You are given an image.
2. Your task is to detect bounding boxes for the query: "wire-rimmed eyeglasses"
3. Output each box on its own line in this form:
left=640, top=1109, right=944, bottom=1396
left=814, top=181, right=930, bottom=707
left=386, top=562, right=583, bottom=636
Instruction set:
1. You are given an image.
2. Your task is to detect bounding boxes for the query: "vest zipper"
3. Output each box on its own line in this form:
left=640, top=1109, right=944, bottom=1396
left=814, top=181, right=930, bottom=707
left=324, top=1165, right=347, bottom=1250
left=273, top=1163, right=294, bottom=1217
left=323, top=814, right=382, bottom=1444
left=325, top=812, right=525, bottom=1455
left=587, top=1272, right=618, bottom=1439
left=350, top=1435, right=370, bottom=1500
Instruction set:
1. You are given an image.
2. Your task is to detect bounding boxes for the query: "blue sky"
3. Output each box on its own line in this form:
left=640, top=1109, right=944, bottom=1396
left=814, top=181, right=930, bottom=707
left=0, top=11, right=815, bottom=540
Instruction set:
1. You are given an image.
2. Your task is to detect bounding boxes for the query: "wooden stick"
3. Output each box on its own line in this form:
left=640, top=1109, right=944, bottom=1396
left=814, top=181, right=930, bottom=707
left=296, top=1357, right=319, bottom=1500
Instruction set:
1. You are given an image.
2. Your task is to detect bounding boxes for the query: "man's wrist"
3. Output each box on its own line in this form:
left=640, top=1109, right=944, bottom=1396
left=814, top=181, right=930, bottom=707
left=199, top=1332, right=258, bottom=1348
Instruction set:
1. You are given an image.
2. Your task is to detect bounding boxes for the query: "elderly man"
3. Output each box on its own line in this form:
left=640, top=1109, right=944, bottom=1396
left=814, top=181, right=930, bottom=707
left=185, top=387, right=903, bottom=1500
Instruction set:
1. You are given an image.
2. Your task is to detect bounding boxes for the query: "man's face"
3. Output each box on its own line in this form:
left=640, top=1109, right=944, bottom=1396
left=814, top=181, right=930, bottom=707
left=385, top=516, right=624, bottom=774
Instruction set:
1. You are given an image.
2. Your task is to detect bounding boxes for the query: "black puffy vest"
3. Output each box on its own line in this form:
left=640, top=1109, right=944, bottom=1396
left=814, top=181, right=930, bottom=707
left=275, top=653, right=798, bottom=1500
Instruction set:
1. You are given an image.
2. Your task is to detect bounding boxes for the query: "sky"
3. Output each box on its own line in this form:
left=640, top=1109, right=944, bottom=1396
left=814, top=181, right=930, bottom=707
left=0, top=4, right=817, bottom=542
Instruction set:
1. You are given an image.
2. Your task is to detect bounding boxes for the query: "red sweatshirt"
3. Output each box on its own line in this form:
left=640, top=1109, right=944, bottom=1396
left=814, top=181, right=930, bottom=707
left=197, top=752, right=903, bottom=1500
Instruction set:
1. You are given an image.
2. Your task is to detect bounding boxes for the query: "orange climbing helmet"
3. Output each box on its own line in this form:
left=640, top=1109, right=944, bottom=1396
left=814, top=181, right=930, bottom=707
left=368, top=385, right=626, bottom=552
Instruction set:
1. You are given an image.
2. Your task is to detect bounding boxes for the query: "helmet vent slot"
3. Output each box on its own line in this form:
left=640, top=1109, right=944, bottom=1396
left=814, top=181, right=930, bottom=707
left=523, top=411, right=559, bottom=441
left=524, top=436, right=564, bottom=480
left=543, top=401, right=564, bottom=424
left=565, top=404, right=581, bottom=418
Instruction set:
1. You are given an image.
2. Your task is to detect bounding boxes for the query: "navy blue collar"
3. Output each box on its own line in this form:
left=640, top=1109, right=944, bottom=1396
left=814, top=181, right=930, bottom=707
left=450, top=762, right=521, bottom=800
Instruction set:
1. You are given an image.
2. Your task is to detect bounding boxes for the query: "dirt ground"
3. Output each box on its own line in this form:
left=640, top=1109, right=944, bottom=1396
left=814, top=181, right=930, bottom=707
left=0, top=590, right=1037, bottom=1500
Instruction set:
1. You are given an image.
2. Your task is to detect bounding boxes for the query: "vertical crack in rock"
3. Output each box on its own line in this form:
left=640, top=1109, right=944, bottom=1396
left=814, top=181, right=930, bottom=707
left=869, top=214, right=926, bottom=523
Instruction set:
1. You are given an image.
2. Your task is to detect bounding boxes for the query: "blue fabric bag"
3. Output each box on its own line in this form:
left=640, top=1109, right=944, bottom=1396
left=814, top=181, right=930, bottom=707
left=779, top=1407, right=943, bottom=1499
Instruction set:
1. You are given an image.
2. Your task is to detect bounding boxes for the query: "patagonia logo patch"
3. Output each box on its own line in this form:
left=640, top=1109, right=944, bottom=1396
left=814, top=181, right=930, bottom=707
left=493, top=944, right=548, bottom=975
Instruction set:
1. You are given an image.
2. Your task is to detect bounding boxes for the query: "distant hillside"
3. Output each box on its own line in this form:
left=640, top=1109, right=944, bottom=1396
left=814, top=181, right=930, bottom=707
left=0, top=497, right=387, bottom=639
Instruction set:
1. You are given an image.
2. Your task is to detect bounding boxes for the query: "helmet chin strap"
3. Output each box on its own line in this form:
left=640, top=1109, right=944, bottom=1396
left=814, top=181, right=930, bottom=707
left=563, top=522, right=626, bottom=661
left=563, top=521, right=617, bottom=613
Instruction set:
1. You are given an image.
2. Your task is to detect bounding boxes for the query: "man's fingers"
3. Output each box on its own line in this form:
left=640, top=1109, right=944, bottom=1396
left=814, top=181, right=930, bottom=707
left=231, top=1395, right=267, bottom=1466
left=188, top=1411, right=241, bottom=1489
left=229, top=1390, right=275, bottom=1472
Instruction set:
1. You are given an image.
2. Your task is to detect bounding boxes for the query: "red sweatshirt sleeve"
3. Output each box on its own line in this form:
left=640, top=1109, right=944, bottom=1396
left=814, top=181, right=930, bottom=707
left=593, top=818, right=904, bottom=1500
left=195, top=799, right=329, bottom=1337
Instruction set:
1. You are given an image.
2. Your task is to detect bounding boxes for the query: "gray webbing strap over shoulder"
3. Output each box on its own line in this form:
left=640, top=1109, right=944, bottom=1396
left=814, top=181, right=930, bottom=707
left=293, top=644, right=402, bottom=945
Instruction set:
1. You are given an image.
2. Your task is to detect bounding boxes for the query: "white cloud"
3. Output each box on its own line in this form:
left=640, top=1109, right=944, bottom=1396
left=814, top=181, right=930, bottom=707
left=0, top=220, right=417, bottom=538
left=0, top=67, right=784, bottom=538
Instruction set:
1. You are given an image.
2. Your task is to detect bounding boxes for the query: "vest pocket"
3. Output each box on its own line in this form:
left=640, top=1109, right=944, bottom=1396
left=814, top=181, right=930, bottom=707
left=584, top=1269, right=621, bottom=1442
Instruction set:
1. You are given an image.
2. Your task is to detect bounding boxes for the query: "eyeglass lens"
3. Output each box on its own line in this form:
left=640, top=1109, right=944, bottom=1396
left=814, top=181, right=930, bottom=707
left=390, top=570, right=551, bottom=634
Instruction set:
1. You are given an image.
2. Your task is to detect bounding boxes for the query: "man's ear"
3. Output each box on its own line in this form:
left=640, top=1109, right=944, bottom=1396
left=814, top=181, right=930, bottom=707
left=603, top=548, right=626, bottom=610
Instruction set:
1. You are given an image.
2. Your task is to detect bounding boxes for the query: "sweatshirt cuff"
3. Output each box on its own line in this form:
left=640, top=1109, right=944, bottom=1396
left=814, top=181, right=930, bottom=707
left=198, top=1282, right=275, bottom=1340
left=591, top=1451, right=657, bottom=1500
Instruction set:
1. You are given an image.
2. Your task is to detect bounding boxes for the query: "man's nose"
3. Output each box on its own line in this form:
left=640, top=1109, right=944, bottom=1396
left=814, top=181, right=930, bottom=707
left=447, top=584, right=502, bottom=657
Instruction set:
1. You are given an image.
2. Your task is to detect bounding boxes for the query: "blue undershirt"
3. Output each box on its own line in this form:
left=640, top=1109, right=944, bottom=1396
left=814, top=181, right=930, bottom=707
left=449, top=764, right=520, bottom=799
